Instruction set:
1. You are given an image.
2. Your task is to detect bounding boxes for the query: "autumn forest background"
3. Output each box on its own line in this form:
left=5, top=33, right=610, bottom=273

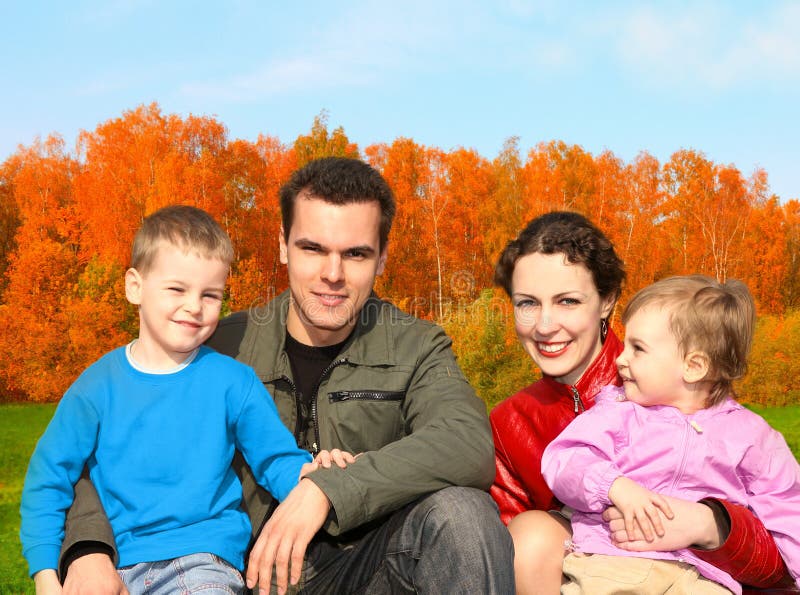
left=1, top=103, right=799, bottom=409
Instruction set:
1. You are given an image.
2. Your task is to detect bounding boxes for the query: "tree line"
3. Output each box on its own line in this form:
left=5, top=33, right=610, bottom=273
left=1, top=103, right=798, bottom=405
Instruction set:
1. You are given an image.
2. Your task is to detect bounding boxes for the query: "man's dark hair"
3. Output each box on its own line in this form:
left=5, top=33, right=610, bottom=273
left=279, top=157, right=396, bottom=251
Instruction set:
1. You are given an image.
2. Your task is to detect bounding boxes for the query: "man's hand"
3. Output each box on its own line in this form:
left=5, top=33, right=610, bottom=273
left=246, top=478, right=331, bottom=595
left=62, top=553, right=128, bottom=595
left=603, top=494, right=723, bottom=551
left=607, top=476, right=674, bottom=542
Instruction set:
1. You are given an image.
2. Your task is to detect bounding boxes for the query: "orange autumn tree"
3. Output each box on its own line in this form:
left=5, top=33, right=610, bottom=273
left=2, top=103, right=800, bottom=404
left=0, top=136, right=81, bottom=401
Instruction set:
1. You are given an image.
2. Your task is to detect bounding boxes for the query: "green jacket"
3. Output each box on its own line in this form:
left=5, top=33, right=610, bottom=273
left=218, top=290, right=495, bottom=536
left=60, top=291, right=493, bottom=569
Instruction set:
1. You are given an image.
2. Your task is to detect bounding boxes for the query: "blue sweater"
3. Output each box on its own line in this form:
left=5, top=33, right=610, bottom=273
left=20, top=346, right=312, bottom=575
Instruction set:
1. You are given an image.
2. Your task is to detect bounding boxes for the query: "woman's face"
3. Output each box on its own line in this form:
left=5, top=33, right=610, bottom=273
left=511, top=252, right=615, bottom=386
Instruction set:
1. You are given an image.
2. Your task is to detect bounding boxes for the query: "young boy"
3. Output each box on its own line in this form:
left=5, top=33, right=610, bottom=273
left=21, top=205, right=314, bottom=594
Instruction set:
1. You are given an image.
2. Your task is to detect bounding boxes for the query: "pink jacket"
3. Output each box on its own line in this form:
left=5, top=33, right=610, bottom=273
left=542, top=386, right=800, bottom=594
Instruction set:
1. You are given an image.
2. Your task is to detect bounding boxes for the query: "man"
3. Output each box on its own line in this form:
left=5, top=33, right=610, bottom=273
left=60, top=157, right=514, bottom=594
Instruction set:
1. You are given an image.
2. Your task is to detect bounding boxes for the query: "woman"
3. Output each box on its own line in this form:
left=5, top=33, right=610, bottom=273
left=490, top=211, right=790, bottom=594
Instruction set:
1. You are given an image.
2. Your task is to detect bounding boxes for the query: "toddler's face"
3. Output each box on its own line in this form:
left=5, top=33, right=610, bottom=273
left=615, top=305, right=690, bottom=410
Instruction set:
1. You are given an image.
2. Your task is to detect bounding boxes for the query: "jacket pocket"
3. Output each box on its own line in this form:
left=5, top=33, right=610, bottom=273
left=325, top=390, right=406, bottom=452
left=328, top=390, right=405, bottom=403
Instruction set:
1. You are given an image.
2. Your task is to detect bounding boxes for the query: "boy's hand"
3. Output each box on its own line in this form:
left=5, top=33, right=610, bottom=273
left=314, top=449, right=358, bottom=469
left=298, top=449, right=359, bottom=479
left=34, top=569, right=62, bottom=595
left=607, top=476, right=674, bottom=542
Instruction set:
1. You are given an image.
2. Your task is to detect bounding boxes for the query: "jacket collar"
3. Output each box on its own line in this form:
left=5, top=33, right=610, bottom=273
left=540, top=328, right=623, bottom=409
left=242, top=290, right=397, bottom=381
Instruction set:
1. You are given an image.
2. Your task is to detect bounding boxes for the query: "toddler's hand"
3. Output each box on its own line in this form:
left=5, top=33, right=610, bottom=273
left=608, top=476, right=674, bottom=542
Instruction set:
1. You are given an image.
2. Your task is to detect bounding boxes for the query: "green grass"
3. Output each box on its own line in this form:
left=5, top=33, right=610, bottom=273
left=1, top=403, right=55, bottom=594
left=1, top=403, right=798, bottom=590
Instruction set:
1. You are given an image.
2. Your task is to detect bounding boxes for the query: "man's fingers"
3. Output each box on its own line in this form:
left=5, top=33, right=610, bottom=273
left=274, top=532, right=296, bottom=595
left=290, top=538, right=308, bottom=586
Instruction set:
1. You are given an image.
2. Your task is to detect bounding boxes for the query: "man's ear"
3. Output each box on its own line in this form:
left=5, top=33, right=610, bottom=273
left=279, top=225, right=288, bottom=265
left=376, top=246, right=388, bottom=276
left=683, top=350, right=710, bottom=384
left=125, top=268, right=143, bottom=306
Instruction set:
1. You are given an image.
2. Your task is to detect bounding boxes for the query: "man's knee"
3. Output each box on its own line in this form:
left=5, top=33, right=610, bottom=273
left=414, top=487, right=509, bottom=545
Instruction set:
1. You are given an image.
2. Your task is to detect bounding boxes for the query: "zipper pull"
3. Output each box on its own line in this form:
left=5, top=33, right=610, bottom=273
left=571, top=386, right=583, bottom=414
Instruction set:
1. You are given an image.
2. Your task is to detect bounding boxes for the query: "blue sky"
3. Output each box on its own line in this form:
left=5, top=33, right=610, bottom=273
left=2, top=1, right=799, bottom=201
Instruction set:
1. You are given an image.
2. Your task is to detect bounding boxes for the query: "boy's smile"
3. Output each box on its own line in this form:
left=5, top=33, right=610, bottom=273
left=125, top=242, right=228, bottom=369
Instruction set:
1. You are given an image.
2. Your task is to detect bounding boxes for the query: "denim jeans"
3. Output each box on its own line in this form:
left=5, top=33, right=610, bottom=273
left=118, top=552, right=245, bottom=594
left=278, top=486, right=514, bottom=594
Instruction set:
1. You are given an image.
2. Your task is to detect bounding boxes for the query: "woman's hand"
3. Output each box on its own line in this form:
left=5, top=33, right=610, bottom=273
left=603, top=493, right=724, bottom=551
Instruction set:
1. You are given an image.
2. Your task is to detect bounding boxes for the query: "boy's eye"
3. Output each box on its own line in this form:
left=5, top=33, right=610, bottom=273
left=345, top=250, right=366, bottom=259
left=203, top=293, right=222, bottom=301
left=168, top=287, right=184, bottom=293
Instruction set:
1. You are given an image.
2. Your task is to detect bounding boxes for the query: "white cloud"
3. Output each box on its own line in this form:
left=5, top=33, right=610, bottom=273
left=612, top=2, right=800, bottom=89
left=176, top=1, right=452, bottom=103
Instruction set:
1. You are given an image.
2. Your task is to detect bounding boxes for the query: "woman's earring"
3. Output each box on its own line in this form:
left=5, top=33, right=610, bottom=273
left=600, top=318, right=609, bottom=341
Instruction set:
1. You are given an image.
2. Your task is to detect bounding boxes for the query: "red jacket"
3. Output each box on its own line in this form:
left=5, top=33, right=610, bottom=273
left=490, top=329, right=791, bottom=590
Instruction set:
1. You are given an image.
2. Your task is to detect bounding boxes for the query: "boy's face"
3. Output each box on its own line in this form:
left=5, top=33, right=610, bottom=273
left=616, top=305, right=700, bottom=413
left=125, top=241, right=228, bottom=369
left=280, top=194, right=387, bottom=347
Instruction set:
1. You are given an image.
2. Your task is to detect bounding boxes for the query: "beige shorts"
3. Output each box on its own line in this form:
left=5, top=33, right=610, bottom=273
left=561, top=552, right=732, bottom=595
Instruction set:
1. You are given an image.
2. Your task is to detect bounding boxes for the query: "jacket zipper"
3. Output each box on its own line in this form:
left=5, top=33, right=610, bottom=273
left=570, top=386, right=584, bottom=414
left=669, top=419, right=692, bottom=493
left=279, top=375, right=303, bottom=441
left=309, top=358, right=349, bottom=455
left=328, top=390, right=405, bottom=403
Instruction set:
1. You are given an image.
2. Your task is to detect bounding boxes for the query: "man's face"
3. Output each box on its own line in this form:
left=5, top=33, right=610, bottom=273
left=280, top=194, right=387, bottom=346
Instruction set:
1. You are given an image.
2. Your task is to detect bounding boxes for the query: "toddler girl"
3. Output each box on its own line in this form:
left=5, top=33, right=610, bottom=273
left=542, top=275, right=800, bottom=594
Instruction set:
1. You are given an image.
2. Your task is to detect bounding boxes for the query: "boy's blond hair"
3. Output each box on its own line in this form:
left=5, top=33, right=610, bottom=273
left=622, top=274, right=755, bottom=406
left=131, top=205, right=234, bottom=273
